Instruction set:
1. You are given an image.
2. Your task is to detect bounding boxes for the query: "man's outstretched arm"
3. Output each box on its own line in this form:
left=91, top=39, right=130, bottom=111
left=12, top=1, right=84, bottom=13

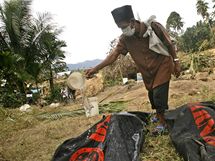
left=85, top=49, right=121, bottom=77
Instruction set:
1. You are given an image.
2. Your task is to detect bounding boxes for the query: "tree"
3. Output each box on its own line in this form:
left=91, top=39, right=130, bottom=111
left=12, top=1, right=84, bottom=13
left=196, top=0, right=215, bottom=46
left=166, top=11, right=184, bottom=37
left=179, top=21, right=212, bottom=53
left=0, top=0, right=33, bottom=94
left=0, top=0, right=67, bottom=106
left=196, top=0, right=209, bottom=21
left=37, top=31, right=66, bottom=93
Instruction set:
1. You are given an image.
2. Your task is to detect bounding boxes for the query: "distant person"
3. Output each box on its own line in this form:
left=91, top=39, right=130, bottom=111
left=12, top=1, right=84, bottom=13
left=85, top=5, right=181, bottom=135
left=26, top=88, right=33, bottom=104
left=61, top=86, right=68, bottom=103
left=68, top=87, right=76, bottom=101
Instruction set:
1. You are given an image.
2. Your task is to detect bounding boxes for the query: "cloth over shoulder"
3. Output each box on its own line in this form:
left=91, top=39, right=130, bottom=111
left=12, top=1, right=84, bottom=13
left=143, top=15, right=170, bottom=56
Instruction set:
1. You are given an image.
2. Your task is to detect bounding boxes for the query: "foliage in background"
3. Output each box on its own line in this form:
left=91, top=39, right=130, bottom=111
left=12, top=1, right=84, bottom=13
left=102, top=38, right=137, bottom=86
left=0, top=0, right=67, bottom=107
left=44, top=84, right=62, bottom=104
left=178, top=21, right=213, bottom=52
left=166, top=11, right=184, bottom=38
left=0, top=87, right=25, bottom=108
left=178, top=50, right=215, bottom=74
left=166, top=0, right=215, bottom=53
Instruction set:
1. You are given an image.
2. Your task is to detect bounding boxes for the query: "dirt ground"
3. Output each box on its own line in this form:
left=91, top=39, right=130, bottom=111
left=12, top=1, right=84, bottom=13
left=1, top=78, right=215, bottom=161
left=98, top=78, right=215, bottom=112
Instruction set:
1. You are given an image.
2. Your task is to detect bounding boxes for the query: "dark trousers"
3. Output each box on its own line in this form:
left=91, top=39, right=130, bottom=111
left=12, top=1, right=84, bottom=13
left=148, top=81, right=169, bottom=114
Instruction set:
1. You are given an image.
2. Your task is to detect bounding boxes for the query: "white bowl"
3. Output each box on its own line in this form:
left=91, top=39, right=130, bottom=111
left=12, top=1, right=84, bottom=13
left=67, top=72, right=85, bottom=90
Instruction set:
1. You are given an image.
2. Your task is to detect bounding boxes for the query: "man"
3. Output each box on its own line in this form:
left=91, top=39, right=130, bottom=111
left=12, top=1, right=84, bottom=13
left=85, top=5, right=181, bottom=135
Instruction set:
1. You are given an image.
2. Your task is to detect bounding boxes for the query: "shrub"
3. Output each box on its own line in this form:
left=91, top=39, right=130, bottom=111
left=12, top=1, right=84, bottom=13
left=45, top=85, right=62, bottom=103
left=0, top=90, right=25, bottom=108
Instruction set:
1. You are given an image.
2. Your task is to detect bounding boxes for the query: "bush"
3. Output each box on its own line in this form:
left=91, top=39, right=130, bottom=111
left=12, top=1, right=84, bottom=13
left=45, top=85, right=62, bottom=103
left=102, top=54, right=137, bottom=87
left=178, top=51, right=215, bottom=73
left=0, top=90, right=25, bottom=108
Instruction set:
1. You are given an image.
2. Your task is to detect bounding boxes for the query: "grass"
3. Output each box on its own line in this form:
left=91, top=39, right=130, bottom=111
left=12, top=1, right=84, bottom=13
left=0, top=106, right=91, bottom=161
left=1, top=83, right=215, bottom=161
left=0, top=101, right=183, bottom=161
left=141, top=122, right=183, bottom=161
left=99, top=101, right=127, bottom=113
left=0, top=101, right=128, bottom=161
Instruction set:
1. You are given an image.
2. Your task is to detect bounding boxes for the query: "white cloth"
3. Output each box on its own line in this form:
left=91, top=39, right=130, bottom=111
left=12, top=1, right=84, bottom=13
left=20, top=104, right=31, bottom=112
left=143, top=15, right=170, bottom=56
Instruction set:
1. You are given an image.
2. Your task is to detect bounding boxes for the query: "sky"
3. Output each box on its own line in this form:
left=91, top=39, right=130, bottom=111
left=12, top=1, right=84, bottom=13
left=0, top=0, right=213, bottom=64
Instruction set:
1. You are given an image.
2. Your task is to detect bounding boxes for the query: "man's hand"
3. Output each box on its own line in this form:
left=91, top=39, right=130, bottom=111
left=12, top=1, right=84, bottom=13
left=85, top=68, right=98, bottom=78
left=174, top=61, right=181, bottom=78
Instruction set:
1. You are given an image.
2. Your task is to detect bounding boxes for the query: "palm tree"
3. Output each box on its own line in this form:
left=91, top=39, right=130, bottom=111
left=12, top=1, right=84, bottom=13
left=196, top=0, right=215, bottom=44
left=0, top=0, right=67, bottom=102
left=25, top=12, right=54, bottom=89
left=37, top=31, right=66, bottom=93
left=196, top=0, right=209, bottom=21
left=166, top=11, right=184, bottom=36
left=0, top=0, right=33, bottom=93
left=31, top=12, right=67, bottom=93
left=212, top=0, right=215, bottom=8
left=212, top=0, right=215, bottom=23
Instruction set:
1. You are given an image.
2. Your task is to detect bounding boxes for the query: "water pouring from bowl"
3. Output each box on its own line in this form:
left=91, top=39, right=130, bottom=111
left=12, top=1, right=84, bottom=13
left=66, top=72, right=99, bottom=117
